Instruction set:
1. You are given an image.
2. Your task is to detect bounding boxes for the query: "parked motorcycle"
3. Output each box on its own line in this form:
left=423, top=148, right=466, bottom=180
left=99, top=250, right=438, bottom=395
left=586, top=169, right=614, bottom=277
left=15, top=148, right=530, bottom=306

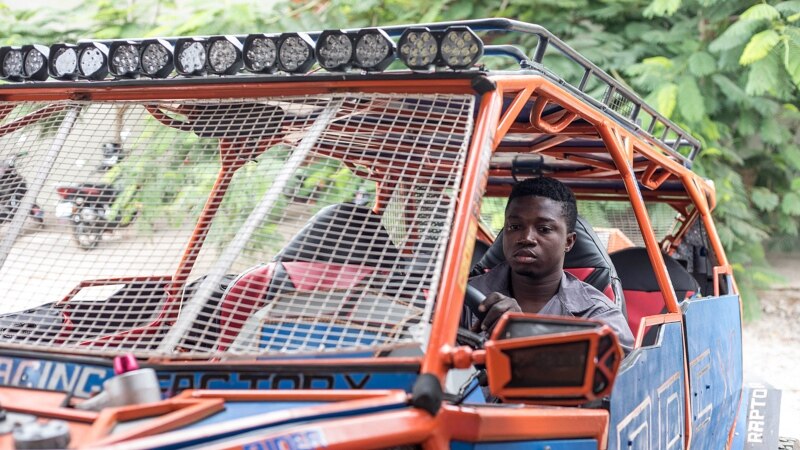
left=54, top=143, right=138, bottom=249
left=55, top=183, right=139, bottom=249
left=0, top=152, right=44, bottom=226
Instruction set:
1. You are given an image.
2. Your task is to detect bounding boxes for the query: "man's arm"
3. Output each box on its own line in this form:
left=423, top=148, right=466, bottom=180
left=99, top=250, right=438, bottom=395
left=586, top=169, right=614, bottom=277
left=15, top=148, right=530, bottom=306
left=582, top=301, right=634, bottom=355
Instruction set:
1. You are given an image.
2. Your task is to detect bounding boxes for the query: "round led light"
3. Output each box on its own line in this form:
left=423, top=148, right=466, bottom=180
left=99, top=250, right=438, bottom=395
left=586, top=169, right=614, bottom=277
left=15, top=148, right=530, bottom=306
left=110, top=43, right=140, bottom=77
left=19, top=44, right=50, bottom=81
left=175, top=39, right=207, bottom=76
left=244, top=36, right=277, bottom=72
left=354, top=29, right=395, bottom=71
left=398, top=28, right=438, bottom=71
left=440, top=27, right=483, bottom=70
left=77, top=43, right=109, bottom=80
left=24, top=50, right=44, bottom=76
left=207, top=36, right=242, bottom=75
left=1, top=49, right=23, bottom=79
left=49, top=44, right=78, bottom=80
left=315, top=30, right=352, bottom=72
left=140, top=40, right=172, bottom=77
left=277, top=33, right=315, bottom=73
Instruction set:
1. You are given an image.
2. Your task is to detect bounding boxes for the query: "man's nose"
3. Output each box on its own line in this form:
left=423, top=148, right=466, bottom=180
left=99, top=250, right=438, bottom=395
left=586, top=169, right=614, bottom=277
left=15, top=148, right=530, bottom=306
left=518, top=227, right=538, bottom=244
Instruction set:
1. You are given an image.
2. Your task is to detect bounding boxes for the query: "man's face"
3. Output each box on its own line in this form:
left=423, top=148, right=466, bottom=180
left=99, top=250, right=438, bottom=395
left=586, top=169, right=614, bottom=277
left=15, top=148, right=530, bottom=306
left=502, top=196, right=576, bottom=278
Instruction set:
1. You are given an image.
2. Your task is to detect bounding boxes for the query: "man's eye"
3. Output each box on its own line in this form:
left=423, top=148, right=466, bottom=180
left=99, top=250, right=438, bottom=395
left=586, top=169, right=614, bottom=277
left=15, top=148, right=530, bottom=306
left=507, top=224, right=520, bottom=231
left=538, top=227, right=552, bottom=233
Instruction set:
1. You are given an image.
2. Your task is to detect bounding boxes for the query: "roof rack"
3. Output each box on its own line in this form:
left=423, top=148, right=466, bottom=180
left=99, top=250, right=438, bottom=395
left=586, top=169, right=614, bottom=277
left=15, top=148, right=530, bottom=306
left=1, top=18, right=700, bottom=167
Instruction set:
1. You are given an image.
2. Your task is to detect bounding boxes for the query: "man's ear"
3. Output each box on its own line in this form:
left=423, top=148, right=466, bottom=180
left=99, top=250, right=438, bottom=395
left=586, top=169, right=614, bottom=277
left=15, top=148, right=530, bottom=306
left=565, top=231, right=577, bottom=253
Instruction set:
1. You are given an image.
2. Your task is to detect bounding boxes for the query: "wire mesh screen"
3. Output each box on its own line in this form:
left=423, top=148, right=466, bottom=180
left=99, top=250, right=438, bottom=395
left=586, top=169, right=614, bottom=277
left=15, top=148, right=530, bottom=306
left=0, top=93, right=474, bottom=359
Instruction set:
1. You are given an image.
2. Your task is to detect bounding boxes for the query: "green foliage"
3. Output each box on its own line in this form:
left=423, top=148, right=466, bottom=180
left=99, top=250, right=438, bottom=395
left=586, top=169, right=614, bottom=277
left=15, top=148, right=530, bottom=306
left=740, top=29, right=780, bottom=65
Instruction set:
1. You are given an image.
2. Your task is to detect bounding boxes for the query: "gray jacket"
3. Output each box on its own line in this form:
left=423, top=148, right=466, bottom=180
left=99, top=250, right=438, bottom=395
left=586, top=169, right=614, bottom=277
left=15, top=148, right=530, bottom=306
left=467, top=262, right=634, bottom=354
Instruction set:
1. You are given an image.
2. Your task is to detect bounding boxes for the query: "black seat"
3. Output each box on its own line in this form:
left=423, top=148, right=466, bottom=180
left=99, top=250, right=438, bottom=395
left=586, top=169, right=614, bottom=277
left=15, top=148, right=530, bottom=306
left=277, top=203, right=402, bottom=268
left=471, top=216, right=626, bottom=315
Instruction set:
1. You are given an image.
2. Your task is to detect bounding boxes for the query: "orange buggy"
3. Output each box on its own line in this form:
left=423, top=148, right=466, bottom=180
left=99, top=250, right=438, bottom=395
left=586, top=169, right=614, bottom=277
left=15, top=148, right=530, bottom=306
left=0, top=18, right=784, bottom=450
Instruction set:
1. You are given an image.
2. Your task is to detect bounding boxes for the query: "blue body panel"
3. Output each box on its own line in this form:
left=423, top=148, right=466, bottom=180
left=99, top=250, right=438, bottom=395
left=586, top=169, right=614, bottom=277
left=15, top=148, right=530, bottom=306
left=683, top=295, right=743, bottom=449
left=259, top=323, right=379, bottom=350
left=0, top=353, right=419, bottom=397
left=451, top=439, right=597, bottom=449
left=608, top=321, right=686, bottom=450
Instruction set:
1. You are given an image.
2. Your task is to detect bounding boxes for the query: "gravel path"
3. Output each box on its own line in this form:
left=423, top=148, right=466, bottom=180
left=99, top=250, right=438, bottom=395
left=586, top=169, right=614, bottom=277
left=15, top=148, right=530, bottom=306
left=744, top=252, right=800, bottom=437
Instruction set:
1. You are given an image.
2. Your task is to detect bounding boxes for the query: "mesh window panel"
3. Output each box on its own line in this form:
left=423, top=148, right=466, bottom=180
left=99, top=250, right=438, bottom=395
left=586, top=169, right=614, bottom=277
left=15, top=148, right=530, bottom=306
left=0, top=94, right=474, bottom=359
left=479, top=198, right=680, bottom=251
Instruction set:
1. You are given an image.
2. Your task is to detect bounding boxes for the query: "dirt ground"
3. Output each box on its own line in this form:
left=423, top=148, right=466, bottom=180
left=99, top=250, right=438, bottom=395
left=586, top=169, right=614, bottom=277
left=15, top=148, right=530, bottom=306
left=743, top=252, right=800, bottom=437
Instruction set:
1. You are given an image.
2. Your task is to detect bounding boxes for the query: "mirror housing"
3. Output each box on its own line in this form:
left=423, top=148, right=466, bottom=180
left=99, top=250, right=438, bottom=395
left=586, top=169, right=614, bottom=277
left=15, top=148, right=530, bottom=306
left=483, top=313, right=622, bottom=405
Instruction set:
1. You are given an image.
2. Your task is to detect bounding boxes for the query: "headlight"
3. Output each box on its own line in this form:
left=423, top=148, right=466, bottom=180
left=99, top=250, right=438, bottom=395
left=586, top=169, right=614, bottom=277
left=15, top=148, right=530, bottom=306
left=277, top=33, right=315, bottom=74
left=397, top=28, right=438, bottom=71
left=174, top=38, right=207, bottom=76
left=139, top=39, right=174, bottom=78
left=0, top=47, right=24, bottom=81
left=77, top=42, right=109, bottom=80
left=440, top=27, right=483, bottom=70
left=109, top=41, right=141, bottom=78
left=207, top=36, right=242, bottom=75
left=49, top=44, right=79, bottom=80
left=243, top=34, right=279, bottom=73
left=22, top=45, right=49, bottom=81
left=354, top=28, right=395, bottom=72
left=315, top=30, right=353, bottom=72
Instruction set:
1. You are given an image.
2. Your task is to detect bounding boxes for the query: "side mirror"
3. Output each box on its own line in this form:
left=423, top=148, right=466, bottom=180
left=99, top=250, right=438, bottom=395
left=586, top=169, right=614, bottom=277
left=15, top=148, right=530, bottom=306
left=483, top=313, right=622, bottom=405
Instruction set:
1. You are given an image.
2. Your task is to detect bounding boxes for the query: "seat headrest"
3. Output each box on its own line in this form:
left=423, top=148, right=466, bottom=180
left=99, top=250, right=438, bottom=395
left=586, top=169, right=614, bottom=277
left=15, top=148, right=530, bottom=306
left=277, top=203, right=401, bottom=268
left=472, top=216, right=618, bottom=291
left=610, top=247, right=699, bottom=293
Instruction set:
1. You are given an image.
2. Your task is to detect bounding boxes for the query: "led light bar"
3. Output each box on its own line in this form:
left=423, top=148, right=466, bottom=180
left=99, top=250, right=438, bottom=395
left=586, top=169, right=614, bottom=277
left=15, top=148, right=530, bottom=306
left=174, top=37, right=208, bottom=76
left=398, top=26, right=483, bottom=71
left=140, top=39, right=174, bottom=78
left=109, top=41, right=141, bottom=78
left=243, top=34, right=279, bottom=73
left=315, top=30, right=353, bottom=72
left=21, top=44, right=49, bottom=81
left=440, top=26, right=483, bottom=70
left=49, top=44, right=79, bottom=80
left=77, top=42, right=109, bottom=80
left=0, top=24, right=484, bottom=83
left=353, top=28, right=395, bottom=72
left=277, top=33, right=315, bottom=74
left=207, top=36, right=243, bottom=75
left=0, top=47, right=24, bottom=81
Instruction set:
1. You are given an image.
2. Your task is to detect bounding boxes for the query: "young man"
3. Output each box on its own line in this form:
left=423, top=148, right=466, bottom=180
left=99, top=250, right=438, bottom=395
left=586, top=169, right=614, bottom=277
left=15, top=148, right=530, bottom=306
left=468, top=177, right=634, bottom=354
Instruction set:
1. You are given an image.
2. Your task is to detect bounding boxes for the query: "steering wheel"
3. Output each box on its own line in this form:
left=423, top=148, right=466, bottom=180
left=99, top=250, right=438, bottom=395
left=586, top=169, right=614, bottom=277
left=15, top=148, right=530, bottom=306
left=457, top=284, right=488, bottom=349
left=463, top=284, right=487, bottom=322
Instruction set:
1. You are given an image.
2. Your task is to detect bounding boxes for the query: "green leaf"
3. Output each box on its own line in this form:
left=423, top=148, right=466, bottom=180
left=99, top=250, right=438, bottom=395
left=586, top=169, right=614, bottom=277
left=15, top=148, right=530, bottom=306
left=745, top=54, right=780, bottom=96
left=784, top=33, right=800, bottom=85
left=782, top=146, right=800, bottom=170
left=751, top=187, right=780, bottom=211
left=775, top=1, right=800, bottom=16
left=709, top=19, right=763, bottom=52
left=688, top=51, right=717, bottom=76
left=676, top=76, right=705, bottom=122
left=643, top=0, right=681, bottom=17
left=740, top=3, right=781, bottom=21
left=647, top=83, right=678, bottom=117
left=740, top=29, right=780, bottom=65
left=781, top=191, right=800, bottom=215
left=642, top=56, right=674, bottom=69
left=711, top=74, right=748, bottom=104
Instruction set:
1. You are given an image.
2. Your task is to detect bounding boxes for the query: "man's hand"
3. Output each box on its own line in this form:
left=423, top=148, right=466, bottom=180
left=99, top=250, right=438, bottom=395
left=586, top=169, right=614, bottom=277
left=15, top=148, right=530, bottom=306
left=472, top=292, right=522, bottom=335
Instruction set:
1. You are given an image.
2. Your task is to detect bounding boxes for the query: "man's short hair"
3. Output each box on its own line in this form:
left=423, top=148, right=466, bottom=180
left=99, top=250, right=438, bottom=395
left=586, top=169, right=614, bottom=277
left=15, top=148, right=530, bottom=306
left=507, top=177, right=578, bottom=233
